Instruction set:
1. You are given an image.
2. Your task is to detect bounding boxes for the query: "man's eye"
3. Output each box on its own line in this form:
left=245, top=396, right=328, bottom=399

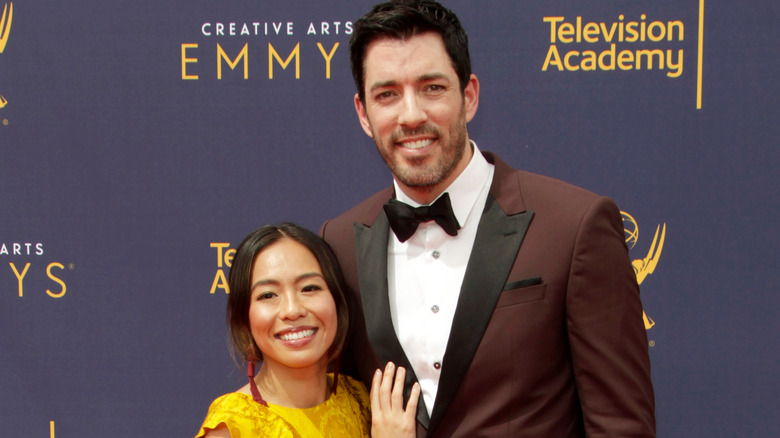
left=375, top=91, right=395, bottom=100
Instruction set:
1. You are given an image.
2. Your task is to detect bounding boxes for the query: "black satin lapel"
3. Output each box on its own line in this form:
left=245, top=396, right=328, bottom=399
left=427, top=196, right=535, bottom=434
left=354, top=216, right=391, bottom=352
left=354, top=214, right=431, bottom=428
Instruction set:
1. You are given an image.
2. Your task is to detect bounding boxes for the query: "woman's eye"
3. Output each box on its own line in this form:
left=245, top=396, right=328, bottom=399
left=302, top=284, right=323, bottom=292
left=256, top=292, right=275, bottom=300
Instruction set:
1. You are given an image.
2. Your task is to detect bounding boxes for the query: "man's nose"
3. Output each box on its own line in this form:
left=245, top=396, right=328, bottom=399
left=398, top=93, right=428, bottom=128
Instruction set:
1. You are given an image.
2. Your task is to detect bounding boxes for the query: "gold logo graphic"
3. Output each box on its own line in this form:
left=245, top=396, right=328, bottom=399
left=0, top=2, right=11, bottom=53
left=0, top=2, right=12, bottom=109
left=622, top=211, right=666, bottom=330
left=210, top=242, right=234, bottom=294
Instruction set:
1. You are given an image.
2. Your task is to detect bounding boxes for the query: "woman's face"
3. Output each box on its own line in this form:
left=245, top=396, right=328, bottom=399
left=248, top=237, right=337, bottom=374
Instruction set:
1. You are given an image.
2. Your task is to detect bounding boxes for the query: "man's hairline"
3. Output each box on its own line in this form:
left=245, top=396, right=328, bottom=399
left=356, top=30, right=466, bottom=103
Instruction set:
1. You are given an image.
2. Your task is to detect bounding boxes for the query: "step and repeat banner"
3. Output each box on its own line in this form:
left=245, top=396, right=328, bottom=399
left=1, top=1, right=776, bottom=436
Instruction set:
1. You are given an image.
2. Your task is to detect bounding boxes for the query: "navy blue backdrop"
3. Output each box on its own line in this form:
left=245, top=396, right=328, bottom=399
left=1, top=1, right=777, bottom=436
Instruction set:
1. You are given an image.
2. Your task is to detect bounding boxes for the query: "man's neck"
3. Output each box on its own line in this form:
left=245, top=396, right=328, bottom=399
left=397, top=184, right=444, bottom=206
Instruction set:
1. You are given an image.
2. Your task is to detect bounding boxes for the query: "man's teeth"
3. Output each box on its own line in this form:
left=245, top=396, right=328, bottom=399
left=279, top=329, right=315, bottom=341
left=401, top=139, right=432, bottom=149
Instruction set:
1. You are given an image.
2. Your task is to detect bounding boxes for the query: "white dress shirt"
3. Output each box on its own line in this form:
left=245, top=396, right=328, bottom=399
left=387, top=142, right=495, bottom=416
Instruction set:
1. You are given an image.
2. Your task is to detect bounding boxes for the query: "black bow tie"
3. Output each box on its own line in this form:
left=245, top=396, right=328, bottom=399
left=383, top=192, right=461, bottom=243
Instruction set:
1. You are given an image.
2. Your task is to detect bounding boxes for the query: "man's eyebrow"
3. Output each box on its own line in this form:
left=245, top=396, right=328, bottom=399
left=419, top=72, right=448, bottom=82
left=369, top=80, right=398, bottom=93
left=368, top=73, right=450, bottom=93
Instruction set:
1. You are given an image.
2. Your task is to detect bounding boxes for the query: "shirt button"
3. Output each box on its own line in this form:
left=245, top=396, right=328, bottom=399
left=431, top=305, right=440, bottom=313
left=433, top=362, right=442, bottom=370
left=432, top=250, right=441, bottom=259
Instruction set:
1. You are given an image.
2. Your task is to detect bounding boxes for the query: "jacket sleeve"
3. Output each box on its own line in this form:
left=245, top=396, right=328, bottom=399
left=566, top=196, right=656, bottom=437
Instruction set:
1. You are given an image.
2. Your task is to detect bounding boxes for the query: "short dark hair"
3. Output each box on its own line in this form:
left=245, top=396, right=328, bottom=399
left=350, top=0, right=472, bottom=103
left=226, top=223, right=349, bottom=365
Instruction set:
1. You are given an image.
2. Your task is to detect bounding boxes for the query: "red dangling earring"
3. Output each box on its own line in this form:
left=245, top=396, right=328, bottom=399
left=247, top=361, right=268, bottom=406
left=330, top=356, right=340, bottom=396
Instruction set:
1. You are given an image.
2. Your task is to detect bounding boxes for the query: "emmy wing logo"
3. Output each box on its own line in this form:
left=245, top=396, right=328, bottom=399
left=0, top=2, right=12, bottom=109
left=622, top=211, right=666, bottom=330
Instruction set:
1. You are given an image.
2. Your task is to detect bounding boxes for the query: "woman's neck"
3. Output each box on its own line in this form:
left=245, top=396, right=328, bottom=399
left=254, top=362, right=331, bottom=408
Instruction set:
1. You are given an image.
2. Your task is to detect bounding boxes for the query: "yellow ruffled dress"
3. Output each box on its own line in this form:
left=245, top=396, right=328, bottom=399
left=195, top=374, right=370, bottom=438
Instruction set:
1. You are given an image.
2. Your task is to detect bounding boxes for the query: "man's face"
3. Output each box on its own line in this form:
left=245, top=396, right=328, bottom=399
left=355, top=32, right=479, bottom=201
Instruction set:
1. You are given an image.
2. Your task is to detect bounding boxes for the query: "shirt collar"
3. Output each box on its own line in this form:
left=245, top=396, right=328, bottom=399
left=393, top=141, right=492, bottom=228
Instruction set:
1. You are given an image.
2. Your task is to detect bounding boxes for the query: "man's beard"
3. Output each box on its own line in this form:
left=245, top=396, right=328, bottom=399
left=375, top=109, right=468, bottom=191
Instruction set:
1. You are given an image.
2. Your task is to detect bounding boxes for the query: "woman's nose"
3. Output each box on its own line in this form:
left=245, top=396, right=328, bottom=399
left=279, top=292, right=306, bottom=320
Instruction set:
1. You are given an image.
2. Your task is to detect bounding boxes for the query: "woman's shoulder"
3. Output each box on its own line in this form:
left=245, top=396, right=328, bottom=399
left=196, top=392, right=297, bottom=438
left=337, top=374, right=369, bottom=400
left=207, top=392, right=256, bottom=413
left=329, top=374, right=371, bottom=436
left=198, top=392, right=260, bottom=430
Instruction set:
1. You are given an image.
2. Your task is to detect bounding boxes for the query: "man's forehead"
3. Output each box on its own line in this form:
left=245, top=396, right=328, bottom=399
left=364, top=31, right=445, bottom=56
left=363, top=32, right=453, bottom=79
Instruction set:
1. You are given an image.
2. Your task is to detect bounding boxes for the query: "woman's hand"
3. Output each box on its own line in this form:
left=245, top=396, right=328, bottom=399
left=370, top=362, right=421, bottom=438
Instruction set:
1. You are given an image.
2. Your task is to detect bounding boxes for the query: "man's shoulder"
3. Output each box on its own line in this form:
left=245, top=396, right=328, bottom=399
left=325, top=186, right=393, bottom=227
left=486, top=150, right=600, bottom=201
left=320, top=185, right=393, bottom=242
left=516, top=168, right=599, bottom=200
left=486, top=151, right=610, bottom=221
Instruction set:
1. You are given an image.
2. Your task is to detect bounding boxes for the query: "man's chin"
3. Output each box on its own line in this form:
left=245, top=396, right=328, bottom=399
left=394, top=170, right=443, bottom=191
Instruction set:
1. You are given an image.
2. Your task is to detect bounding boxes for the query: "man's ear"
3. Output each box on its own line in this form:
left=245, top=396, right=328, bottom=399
left=463, top=73, right=480, bottom=123
left=354, top=93, right=374, bottom=138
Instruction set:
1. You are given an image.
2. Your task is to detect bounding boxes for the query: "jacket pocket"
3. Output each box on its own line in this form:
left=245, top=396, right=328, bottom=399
left=495, top=277, right=545, bottom=307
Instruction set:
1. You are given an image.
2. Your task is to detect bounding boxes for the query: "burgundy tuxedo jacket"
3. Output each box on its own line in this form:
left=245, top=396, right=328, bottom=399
left=320, top=151, right=655, bottom=437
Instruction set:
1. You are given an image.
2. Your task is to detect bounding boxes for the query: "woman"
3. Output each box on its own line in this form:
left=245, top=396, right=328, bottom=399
left=196, top=223, right=419, bottom=437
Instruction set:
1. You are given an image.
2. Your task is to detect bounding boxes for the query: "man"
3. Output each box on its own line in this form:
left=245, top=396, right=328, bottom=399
left=320, top=1, right=656, bottom=436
